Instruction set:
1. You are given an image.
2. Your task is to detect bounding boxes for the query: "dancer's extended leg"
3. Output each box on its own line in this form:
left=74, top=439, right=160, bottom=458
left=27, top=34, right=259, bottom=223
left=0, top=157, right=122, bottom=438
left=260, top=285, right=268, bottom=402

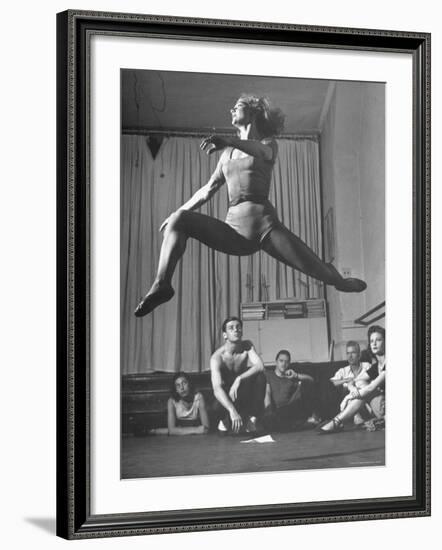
left=134, top=210, right=258, bottom=317
left=261, top=225, right=366, bottom=292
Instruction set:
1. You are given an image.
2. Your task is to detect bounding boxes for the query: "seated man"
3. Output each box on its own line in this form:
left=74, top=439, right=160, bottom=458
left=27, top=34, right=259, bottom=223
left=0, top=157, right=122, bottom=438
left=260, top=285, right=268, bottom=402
left=330, top=341, right=371, bottom=425
left=318, top=326, right=386, bottom=434
left=210, top=316, right=266, bottom=434
left=263, top=349, right=319, bottom=432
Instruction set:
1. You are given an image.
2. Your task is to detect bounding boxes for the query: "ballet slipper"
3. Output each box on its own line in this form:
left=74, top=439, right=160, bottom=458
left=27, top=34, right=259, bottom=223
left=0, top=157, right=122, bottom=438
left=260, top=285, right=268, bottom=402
left=134, top=282, right=175, bottom=317
left=334, top=278, right=367, bottom=293
left=326, top=263, right=367, bottom=293
left=317, top=417, right=344, bottom=435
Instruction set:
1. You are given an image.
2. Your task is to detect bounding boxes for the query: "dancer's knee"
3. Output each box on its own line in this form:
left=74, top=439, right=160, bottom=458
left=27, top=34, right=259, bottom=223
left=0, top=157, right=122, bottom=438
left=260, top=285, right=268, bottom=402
left=168, top=209, right=184, bottom=228
left=166, top=209, right=190, bottom=233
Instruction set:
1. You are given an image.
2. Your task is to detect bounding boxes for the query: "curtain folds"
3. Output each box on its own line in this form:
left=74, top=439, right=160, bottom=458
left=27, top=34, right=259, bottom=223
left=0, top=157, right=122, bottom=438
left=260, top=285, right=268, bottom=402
left=121, top=135, right=323, bottom=374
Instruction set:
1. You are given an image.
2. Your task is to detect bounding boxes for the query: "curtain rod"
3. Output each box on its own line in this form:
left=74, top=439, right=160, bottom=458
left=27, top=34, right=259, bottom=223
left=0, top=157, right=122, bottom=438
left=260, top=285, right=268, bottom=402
left=122, top=127, right=319, bottom=141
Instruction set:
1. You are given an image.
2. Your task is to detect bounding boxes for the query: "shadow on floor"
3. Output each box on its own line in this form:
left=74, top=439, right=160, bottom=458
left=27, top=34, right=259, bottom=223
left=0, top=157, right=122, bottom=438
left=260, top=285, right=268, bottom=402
left=122, top=429, right=386, bottom=479
left=25, top=517, right=56, bottom=535
left=282, top=446, right=385, bottom=463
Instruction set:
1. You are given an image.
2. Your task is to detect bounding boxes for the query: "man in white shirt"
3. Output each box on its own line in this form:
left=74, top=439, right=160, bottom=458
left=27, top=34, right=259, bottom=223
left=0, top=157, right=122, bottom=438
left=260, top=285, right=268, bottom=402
left=330, top=341, right=371, bottom=424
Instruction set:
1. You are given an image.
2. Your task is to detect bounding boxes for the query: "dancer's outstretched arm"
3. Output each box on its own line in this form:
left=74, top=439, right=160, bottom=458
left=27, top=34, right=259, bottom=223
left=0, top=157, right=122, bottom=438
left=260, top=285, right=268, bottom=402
left=228, top=137, right=274, bottom=160
left=228, top=343, right=264, bottom=401
left=159, top=151, right=227, bottom=231
left=210, top=354, right=243, bottom=433
left=200, top=135, right=275, bottom=161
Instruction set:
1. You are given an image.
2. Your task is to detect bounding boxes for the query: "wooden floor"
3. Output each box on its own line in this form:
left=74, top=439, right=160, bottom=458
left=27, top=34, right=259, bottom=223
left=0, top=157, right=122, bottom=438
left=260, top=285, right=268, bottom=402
left=121, top=427, right=385, bottom=479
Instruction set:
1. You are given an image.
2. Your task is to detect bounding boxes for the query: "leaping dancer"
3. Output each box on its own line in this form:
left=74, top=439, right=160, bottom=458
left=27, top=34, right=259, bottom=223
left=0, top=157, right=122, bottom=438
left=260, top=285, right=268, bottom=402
left=134, top=94, right=366, bottom=317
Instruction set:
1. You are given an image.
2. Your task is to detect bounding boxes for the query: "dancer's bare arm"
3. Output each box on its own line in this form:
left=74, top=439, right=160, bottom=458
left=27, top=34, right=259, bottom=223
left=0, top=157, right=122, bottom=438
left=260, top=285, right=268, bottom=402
left=166, top=398, right=208, bottom=435
left=330, top=376, right=353, bottom=387
left=228, top=344, right=264, bottom=400
left=348, top=371, right=386, bottom=399
left=159, top=152, right=227, bottom=231
left=287, top=370, right=314, bottom=383
left=243, top=344, right=264, bottom=380
left=210, top=353, right=242, bottom=432
left=197, top=393, right=210, bottom=432
left=229, top=137, right=275, bottom=160
left=200, top=135, right=275, bottom=161
left=286, top=381, right=303, bottom=404
left=264, top=383, right=272, bottom=410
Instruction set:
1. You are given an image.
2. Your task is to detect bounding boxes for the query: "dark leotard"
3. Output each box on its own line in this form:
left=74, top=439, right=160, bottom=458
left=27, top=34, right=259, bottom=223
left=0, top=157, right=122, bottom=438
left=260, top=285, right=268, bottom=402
left=217, top=138, right=281, bottom=248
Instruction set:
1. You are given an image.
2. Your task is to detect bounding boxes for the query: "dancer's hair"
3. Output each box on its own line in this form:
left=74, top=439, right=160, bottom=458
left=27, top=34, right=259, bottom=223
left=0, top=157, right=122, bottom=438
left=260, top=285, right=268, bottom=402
left=275, top=349, right=291, bottom=361
left=238, top=94, right=285, bottom=137
left=170, top=372, right=195, bottom=402
left=222, top=316, right=243, bottom=333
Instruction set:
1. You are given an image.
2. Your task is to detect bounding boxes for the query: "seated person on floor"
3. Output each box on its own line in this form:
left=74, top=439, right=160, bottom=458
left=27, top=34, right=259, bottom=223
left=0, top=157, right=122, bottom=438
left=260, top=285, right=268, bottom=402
left=318, top=325, right=386, bottom=434
left=210, top=316, right=266, bottom=434
left=263, top=349, right=320, bottom=432
left=149, top=372, right=210, bottom=435
left=330, top=341, right=372, bottom=425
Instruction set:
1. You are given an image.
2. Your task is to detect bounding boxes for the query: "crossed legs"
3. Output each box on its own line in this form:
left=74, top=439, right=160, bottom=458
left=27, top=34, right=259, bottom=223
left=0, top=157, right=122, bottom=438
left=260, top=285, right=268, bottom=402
left=318, top=392, right=385, bottom=434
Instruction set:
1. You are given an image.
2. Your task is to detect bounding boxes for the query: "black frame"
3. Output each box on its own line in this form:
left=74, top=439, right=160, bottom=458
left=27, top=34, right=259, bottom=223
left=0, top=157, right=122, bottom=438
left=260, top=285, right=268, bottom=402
left=56, top=9, right=431, bottom=540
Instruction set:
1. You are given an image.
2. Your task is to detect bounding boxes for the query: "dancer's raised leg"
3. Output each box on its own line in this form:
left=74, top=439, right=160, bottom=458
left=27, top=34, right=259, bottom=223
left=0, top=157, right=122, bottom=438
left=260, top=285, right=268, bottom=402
left=134, top=210, right=258, bottom=317
left=261, top=224, right=366, bottom=292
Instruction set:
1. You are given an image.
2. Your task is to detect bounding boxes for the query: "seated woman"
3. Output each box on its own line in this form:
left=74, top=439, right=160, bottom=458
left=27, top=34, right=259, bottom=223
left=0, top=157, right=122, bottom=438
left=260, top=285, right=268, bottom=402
left=149, top=372, right=210, bottom=435
left=318, top=325, right=386, bottom=434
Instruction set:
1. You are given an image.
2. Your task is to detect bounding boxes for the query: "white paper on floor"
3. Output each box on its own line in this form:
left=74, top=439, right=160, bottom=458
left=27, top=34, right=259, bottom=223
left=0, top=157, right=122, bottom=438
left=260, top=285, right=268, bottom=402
left=240, top=434, right=275, bottom=443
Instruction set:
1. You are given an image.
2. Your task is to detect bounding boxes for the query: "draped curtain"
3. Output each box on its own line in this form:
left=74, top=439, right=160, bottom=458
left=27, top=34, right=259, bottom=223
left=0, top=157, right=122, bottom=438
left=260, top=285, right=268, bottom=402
left=121, top=135, right=323, bottom=374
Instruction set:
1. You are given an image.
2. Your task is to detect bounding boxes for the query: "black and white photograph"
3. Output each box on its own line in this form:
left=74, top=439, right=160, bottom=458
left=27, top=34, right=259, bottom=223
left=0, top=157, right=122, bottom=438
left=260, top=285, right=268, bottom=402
left=1, top=0, right=439, bottom=545
left=120, top=69, right=386, bottom=480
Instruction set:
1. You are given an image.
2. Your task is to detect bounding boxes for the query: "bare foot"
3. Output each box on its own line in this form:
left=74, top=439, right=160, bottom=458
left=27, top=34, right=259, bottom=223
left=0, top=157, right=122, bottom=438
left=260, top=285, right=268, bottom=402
left=134, top=282, right=175, bottom=317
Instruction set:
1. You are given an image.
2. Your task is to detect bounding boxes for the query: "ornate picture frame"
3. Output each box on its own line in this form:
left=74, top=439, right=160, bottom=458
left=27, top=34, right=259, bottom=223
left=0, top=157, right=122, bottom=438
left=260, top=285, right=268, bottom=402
left=56, top=10, right=430, bottom=539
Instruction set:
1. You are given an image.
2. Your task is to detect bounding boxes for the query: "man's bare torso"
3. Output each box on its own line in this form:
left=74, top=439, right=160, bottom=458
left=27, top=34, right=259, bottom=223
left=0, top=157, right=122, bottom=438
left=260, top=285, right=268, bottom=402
left=214, top=340, right=253, bottom=379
